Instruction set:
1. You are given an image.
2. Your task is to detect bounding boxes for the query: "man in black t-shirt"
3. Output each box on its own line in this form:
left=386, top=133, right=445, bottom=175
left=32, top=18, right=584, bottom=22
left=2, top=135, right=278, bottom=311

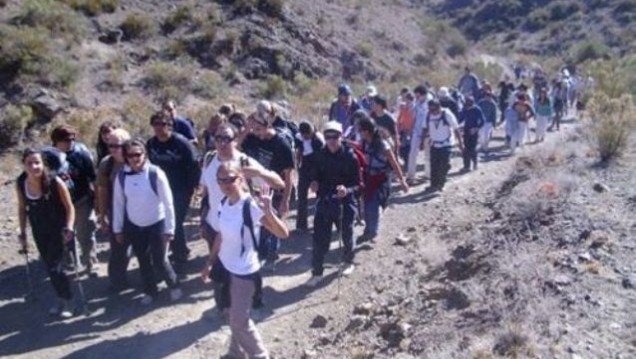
left=240, top=112, right=295, bottom=267
left=146, top=111, right=199, bottom=270
left=371, top=95, right=399, bottom=154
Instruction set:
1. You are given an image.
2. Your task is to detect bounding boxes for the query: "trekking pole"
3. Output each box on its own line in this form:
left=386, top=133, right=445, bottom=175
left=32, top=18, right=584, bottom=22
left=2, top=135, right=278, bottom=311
left=18, top=247, right=36, bottom=301
left=335, top=197, right=344, bottom=301
left=66, top=233, right=90, bottom=315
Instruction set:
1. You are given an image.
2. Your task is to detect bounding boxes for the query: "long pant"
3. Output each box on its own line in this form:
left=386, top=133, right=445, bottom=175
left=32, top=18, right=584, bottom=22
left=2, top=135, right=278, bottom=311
left=74, top=195, right=96, bottom=270
left=479, top=122, right=494, bottom=151
left=463, top=134, right=479, bottom=170
left=125, top=219, right=179, bottom=296
left=295, top=166, right=313, bottom=230
left=511, top=121, right=528, bottom=153
left=33, top=228, right=72, bottom=300
left=227, top=274, right=269, bottom=359
left=312, top=197, right=356, bottom=276
left=363, top=192, right=381, bottom=239
left=107, top=231, right=131, bottom=289
left=171, top=190, right=192, bottom=263
left=406, top=134, right=422, bottom=180
left=535, top=115, right=550, bottom=141
left=430, top=146, right=452, bottom=189
left=399, top=131, right=411, bottom=170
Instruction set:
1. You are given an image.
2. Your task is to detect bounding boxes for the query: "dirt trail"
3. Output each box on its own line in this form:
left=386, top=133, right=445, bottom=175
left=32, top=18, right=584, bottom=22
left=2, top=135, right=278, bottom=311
left=1, top=114, right=632, bottom=359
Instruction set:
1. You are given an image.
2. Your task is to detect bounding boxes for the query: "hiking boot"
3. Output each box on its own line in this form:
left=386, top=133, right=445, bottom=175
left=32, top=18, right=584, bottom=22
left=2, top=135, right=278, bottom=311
left=170, top=288, right=183, bottom=301
left=305, top=275, right=325, bottom=288
left=342, top=264, right=355, bottom=276
left=140, top=295, right=154, bottom=306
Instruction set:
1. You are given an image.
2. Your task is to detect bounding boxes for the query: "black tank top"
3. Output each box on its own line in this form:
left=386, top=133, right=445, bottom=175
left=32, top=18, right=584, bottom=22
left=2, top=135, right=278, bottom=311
left=17, top=173, right=67, bottom=232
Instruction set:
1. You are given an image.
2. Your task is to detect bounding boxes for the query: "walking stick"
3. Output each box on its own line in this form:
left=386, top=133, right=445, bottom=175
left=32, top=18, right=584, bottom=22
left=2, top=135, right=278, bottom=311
left=335, top=197, right=344, bottom=301
left=66, top=234, right=90, bottom=315
left=18, top=247, right=36, bottom=301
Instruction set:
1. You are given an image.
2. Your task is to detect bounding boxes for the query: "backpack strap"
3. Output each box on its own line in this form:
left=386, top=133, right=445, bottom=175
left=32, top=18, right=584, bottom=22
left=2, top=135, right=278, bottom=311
left=240, top=197, right=258, bottom=257
left=148, top=165, right=159, bottom=196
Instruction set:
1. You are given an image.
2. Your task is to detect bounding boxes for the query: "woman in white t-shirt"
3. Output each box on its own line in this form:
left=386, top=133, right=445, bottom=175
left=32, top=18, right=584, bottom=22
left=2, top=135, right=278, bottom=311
left=201, top=162, right=289, bottom=359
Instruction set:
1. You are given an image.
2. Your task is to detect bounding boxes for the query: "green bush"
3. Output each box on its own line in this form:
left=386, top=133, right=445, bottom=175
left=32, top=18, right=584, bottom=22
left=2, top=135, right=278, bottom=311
left=355, top=42, right=373, bottom=58
left=120, top=13, right=155, bottom=40
left=193, top=71, right=224, bottom=99
left=143, top=62, right=192, bottom=101
left=547, top=1, right=581, bottom=21
left=14, top=0, right=87, bottom=42
left=570, top=39, right=611, bottom=64
left=231, top=0, right=285, bottom=17
left=526, top=8, right=549, bottom=31
left=0, top=25, right=49, bottom=76
left=162, top=5, right=193, bottom=34
left=446, top=31, right=469, bottom=57
left=260, top=75, right=287, bottom=99
left=64, top=0, right=119, bottom=16
left=0, top=105, right=33, bottom=149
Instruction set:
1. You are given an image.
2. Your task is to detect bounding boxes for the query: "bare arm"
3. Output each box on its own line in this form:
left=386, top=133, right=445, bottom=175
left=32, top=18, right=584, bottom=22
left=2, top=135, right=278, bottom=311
left=56, top=178, right=75, bottom=232
left=16, top=183, right=27, bottom=248
left=386, top=149, right=406, bottom=185
left=260, top=206, right=290, bottom=239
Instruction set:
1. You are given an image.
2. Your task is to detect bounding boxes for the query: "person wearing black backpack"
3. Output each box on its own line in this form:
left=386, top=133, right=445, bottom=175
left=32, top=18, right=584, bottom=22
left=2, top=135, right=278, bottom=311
left=146, top=111, right=200, bottom=272
left=424, top=99, right=464, bottom=192
left=17, top=148, right=76, bottom=318
left=201, top=162, right=289, bottom=359
left=50, top=125, right=98, bottom=277
left=294, top=121, right=324, bottom=231
left=304, top=121, right=360, bottom=287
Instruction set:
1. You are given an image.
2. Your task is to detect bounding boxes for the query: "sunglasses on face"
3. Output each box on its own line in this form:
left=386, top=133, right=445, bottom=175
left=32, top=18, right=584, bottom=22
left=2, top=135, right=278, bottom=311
left=324, top=134, right=341, bottom=140
left=126, top=152, right=144, bottom=159
left=214, top=135, right=234, bottom=144
left=61, top=137, right=76, bottom=142
left=108, top=143, right=123, bottom=149
left=217, top=176, right=239, bottom=185
left=152, top=122, right=171, bottom=128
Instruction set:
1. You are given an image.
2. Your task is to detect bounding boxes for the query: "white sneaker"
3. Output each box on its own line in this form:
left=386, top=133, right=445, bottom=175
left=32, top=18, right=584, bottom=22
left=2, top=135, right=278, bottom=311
left=140, top=295, right=154, bottom=306
left=305, top=275, right=324, bottom=288
left=170, top=288, right=183, bottom=301
left=342, top=264, right=355, bottom=276
left=59, top=301, right=73, bottom=319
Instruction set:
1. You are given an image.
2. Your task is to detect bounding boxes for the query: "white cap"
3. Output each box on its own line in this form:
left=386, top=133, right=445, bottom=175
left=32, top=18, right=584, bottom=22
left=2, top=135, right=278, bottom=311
left=366, top=85, right=378, bottom=97
left=323, top=121, right=343, bottom=134
left=438, top=86, right=450, bottom=98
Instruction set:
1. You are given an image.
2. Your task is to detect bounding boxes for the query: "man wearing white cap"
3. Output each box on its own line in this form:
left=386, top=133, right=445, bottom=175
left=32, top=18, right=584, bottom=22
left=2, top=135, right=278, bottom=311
left=305, top=121, right=360, bottom=287
left=360, top=85, right=377, bottom=113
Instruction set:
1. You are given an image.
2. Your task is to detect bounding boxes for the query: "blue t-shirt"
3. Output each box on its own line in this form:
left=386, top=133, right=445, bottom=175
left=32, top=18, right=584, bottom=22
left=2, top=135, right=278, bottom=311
left=173, top=116, right=197, bottom=141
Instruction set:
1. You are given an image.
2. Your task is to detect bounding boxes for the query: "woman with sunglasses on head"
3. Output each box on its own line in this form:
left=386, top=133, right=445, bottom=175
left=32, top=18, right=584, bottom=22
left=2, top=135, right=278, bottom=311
left=200, top=123, right=283, bottom=316
left=146, top=111, right=200, bottom=272
left=202, top=162, right=289, bottom=359
left=17, top=148, right=76, bottom=318
left=96, top=128, right=132, bottom=292
left=112, top=139, right=181, bottom=305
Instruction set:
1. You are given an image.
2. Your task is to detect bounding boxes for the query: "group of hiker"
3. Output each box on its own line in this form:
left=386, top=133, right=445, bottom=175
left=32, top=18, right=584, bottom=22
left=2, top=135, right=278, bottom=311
left=15, top=64, right=579, bottom=358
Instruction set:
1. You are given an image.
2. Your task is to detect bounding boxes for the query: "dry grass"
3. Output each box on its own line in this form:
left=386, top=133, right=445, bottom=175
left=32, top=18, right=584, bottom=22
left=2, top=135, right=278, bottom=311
left=493, top=325, right=537, bottom=358
left=581, top=261, right=602, bottom=275
left=586, top=92, right=635, bottom=162
left=0, top=105, right=33, bottom=149
left=120, top=13, right=155, bottom=40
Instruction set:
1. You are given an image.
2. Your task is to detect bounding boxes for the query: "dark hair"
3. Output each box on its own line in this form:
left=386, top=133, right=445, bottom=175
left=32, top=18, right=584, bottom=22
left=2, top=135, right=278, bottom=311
left=215, top=123, right=239, bottom=138
left=414, top=85, right=428, bottom=95
left=373, top=95, right=388, bottom=109
left=219, top=104, right=235, bottom=116
left=122, top=138, right=147, bottom=165
left=21, top=148, right=52, bottom=199
left=299, top=121, right=313, bottom=135
left=228, top=112, right=246, bottom=130
left=149, top=111, right=174, bottom=127
left=50, top=124, right=77, bottom=144
left=357, top=115, right=384, bottom=154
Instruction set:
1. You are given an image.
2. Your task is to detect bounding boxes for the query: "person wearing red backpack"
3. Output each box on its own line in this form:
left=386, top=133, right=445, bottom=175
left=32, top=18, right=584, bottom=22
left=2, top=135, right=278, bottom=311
left=305, top=121, right=361, bottom=287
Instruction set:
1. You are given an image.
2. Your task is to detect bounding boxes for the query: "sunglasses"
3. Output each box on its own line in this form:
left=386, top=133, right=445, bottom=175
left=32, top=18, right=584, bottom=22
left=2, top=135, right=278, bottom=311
left=324, top=134, right=340, bottom=140
left=214, top=135, right=234, bottom=144
left=217, top=176, right=239, bottom=185
left=108, top=143, right=123, bottom=149
left=126, top=152, right=144, bottom=159
left=152, top=122, right=171, bottom=127
left=61, top=137, right=76, bottom=142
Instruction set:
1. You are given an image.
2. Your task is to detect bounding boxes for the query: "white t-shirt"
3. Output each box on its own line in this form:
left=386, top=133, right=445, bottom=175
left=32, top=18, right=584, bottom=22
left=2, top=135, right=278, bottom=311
left=200, top=151, right=265, bottom=231
left=296, top=132, right=324, bottom=156
left=218, top=194, right=264, bottom=275
left=425, top=109, right=459, bottom=148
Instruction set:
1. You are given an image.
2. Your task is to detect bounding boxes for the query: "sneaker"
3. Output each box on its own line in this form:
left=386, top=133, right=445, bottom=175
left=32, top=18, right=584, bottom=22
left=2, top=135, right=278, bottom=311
left=59, top=301, right=73, bottom=319
left=342, top=264, right=355, bottom=276
left=305, top=275, right=324, bottom=288
left=170, top=288, right=183, bottom=301
left=140, top=295, right=154, bottom=306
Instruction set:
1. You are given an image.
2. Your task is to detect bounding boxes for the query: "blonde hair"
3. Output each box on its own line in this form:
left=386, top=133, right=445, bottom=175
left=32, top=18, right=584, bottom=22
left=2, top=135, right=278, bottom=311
left=209, top=113, right=227, bottom=127
left=108, top=128, right=131, bottom=143
left=216, top=162, right=250, bottom=193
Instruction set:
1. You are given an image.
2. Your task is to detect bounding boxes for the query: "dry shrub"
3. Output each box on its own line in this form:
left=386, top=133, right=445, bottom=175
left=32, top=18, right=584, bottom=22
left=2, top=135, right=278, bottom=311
left=64, top=0, right=119, bottom=16
left=586, top=92, right=635, bottom=162
left=143, top=61, right=192, bottom=102
left=162, top=5, right=193, bottom=34
left=0, top=105, right=33, bottom=149
left=121, top=93, right=155, bottom=138
left=120, top=13, right=155, bottom=40
left=14, top=0, right=88, bottom=42
left=259, top=75, right=288, bottom=99
left=493, top=325, right=536, bottom=358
